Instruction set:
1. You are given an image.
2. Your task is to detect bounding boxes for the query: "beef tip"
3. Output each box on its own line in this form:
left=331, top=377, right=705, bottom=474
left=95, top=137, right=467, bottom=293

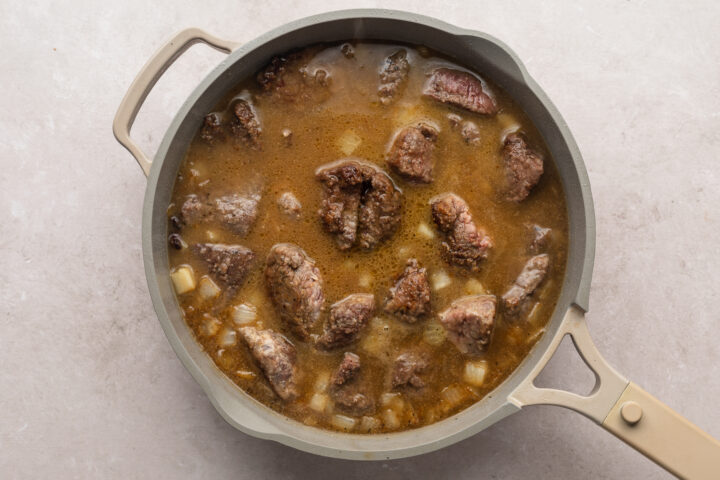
left=430, top=193, right=493, bottom=271
left=239, top=327, right=298, bottom=401
left=180, top=192, right=260, bottom=237
left=229, top=96, right=261, bottom=148
left=193, top=243, right=255, bottom=288
left=424, top=68, right=497, bottom=115
left=439, top=295, right=497, bottom=355
left=386, top=123, right=439, bottom=183
left=200, top=112, right=224, bottom=144
left=277, top=191, right=301, bottom=218
left=213, top=193, right=260, bottom=236
left=384, top=259, right=431, bottom=323
left=332, top=389, right=375, bottom=416
left=265, top=243, right=325, bottom=339
left=529, top=224, right=551, bottom=254
left=317, top=293, right=375, bottom=349
left=378, top=49, right=410, bottom=105
left=503, top=133, right=544, bottom=202
left=330, top=352, right=361, bottom=386
left=391, top=352, right=429, bottom=388
left=168, top=233, right=184, bottom=250
left=502, top=254, right=550, bottom=315
left=460, top=121, right=481, bottom=145
left=316, top=159, right=402, bottom=250
left=256, top=51, right=329, bottom=104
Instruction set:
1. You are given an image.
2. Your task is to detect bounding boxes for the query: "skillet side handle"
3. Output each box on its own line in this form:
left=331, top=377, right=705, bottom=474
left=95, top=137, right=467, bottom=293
left=112, top=28, right=239, bottom=177
left=603, top=383, right=720, bottom=480
left=510, top=306, right=720, bottom=478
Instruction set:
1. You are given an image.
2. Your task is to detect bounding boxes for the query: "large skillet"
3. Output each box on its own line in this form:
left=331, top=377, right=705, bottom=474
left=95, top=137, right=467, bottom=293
left=113, top=9, right=720, bottom=477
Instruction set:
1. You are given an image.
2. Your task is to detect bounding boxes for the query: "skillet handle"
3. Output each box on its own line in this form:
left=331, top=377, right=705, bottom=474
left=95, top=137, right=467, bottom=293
left=510, top=306, right=720, bottom=478
left=112, top=28, right=239, bottom=177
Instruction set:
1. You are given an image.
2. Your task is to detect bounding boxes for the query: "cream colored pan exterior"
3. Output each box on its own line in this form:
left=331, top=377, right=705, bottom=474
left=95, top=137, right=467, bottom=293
left=113, top=11, right=720, bottom=477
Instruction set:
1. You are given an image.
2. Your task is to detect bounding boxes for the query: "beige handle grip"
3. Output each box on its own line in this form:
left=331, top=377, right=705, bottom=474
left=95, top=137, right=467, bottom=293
left=511, top=306, right=720, bottom=478
left=112, top=28, right=239, bottom=176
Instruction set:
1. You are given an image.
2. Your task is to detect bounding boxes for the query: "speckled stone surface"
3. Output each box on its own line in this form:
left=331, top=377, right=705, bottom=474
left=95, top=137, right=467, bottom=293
left=2, top=1, right=719, bottom=478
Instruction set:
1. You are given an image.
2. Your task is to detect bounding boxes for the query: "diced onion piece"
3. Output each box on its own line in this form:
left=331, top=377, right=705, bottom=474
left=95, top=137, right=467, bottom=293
left=218, top=328, right=237, bottom=347
left=303, top=416, right=318, bottom=427
left=463, top=360, right=488, bottom=387
left=380, top=392, right=405, bottom=412
left=397, top=246, right=410, bottom=257
left=206, top=230, right=218, bottom=241
left=358, top=272, right=372, bottom=288
left=393, top=103, right=422, bottom=126
left=416, top=222, right=435, bottom=239
left=215, top=348, right=234, bottom=369
left=170, top=266, right=196, bottom=295
left=431, top=270, right=452, bottom=291
left=423, top=321, right=446, bottom=346
left=382, top=409, right=400, bottom=430
left=232, top=303, right=257, bottom=326
left=527, top=302, right=541, bottom=323
left=497, top=113, right=520, bottom=136
left=309, top=393, right=329, bottom=413
left=331, top=414, right=357, bottom=431
left=337, top=130, right=362, bottom=156
left=198, top=275, right=221, bottom=300
left=236, top=370, right=256, bottom=380
left=360, top=318, right=392, bottom=360
left=359, top=416, right=381, bottom=433
left=201, top=315, right=222, bottom=337
left=342, top=259, right=357, bottom=271
left=464, top=278, right=487, bottom=295
left=441, top=384, right=471, bottom=407
left=314, top=371, right=331, bottom=392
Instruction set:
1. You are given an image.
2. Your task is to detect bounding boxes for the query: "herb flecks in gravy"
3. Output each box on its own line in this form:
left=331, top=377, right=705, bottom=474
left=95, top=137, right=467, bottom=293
left=167, top=42, right=568, bottom=433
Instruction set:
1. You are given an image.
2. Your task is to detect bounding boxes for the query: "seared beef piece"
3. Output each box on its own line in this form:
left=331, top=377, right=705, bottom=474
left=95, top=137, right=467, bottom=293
left=503, top=133, right=544, bottom=202
left=316, top=159, right=402, bottom=250
left=386, top=123, right=438, bottom=183
left=502, top=254, right=550, bottom=315
left=331, top=352, right=361, bottom=386
left=430, top=193, right=493, bottom=271
left=200, top=112, right=224, bottom=144
left=378, top=49, right=410, bottom=105
left=424, top=68, right=497, bottom=115
left=239, top=327, right=298, bottom=401
left=317, top=294, right=375, bottom=349
left=230, top=97, right=261, bottom=148
left=256, top=52, right=329, bottom=104
left=180, top=192, right=260, bottom=237
left=328, top=352, right=374, bottom=415
left=265, top=243, right=325, bottom=339
left=529, top=224, right=551, bottom=254
left=384, top=259, right=431, bottom=323
left=168, top=233, right=184, bottom=250
left=193, top=243, right=255, bottom=288
left=277, top=191, right=301, bottom=218
left=439, top=295, right=497, bottom=355
left=460, top=121, right=481, bottom=145
left=391, top=352, right=429, bottom=388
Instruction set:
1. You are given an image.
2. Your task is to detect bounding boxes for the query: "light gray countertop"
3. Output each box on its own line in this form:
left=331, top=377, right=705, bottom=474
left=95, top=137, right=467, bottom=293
left=2, top=1, right=719, bottom=478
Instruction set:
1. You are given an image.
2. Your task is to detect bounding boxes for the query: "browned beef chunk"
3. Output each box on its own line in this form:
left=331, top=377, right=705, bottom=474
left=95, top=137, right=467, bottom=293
left=460, top=121, right=481, bottom=145
left=256, top=51, right=329, bottom=104
left=502, top=254, right=549, bottom=315
left=200, top=112, right=224, bottom=144
left=265, top=243, right=325, bottom=339
left=328, top=352, right=374, bottom=415
left=529, top=224, right=551, bottom=254
left=168, top=233, right=184, bottom=250
left=239, top=327, right=298, bottom=401
left=316, top=159, right=402, bottom=250
left=424, top=68, right=497, bottom=115
left=384, top=259, right=431, bottom=323
left=317, top=294, right=375, bottom=349
left=439, top=295, right=497, bottom=355
left=386, top=123, right=438, bottom=183
left=330, top=352, right=361, bottom=386
left=277, top=191, right=301, bottom=218
left=391, top=352, right=429, bottom=388
left=193, top=243, right=255, bottom=288
left=503, top=133, right=544, bottom=202
left=430, top=193, right=493, bottom=271
left=378, top=49, right=410, bottom=105
left=180, top=192, right=260, bottom=237
left=230, top=97, right=261, bottom=148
